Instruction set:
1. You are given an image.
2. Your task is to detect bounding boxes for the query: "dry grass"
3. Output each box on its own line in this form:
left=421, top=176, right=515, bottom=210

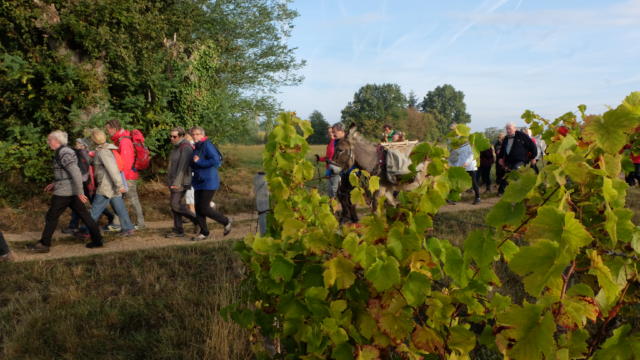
left=0, top=241, right=252, bottom=359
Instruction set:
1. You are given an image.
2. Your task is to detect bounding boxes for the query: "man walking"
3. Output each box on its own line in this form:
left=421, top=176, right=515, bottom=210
left=166, top=127, right=199, bottom=238
left=28, top=131, right=103, bottom=252
left=105, top=119, right=145, bottom=229
left=496, top=122, right=537, bottom=195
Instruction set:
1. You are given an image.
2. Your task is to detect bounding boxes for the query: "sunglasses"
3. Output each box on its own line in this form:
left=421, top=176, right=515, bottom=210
left=170, top=135, right=180, bottom=139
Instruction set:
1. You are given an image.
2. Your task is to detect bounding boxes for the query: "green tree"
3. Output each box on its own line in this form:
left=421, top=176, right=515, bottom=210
left=407, top=90, right=419, bottom=108
left=307, top=110, right=330, bottom=144
left=420, top=84, right=471, bottom=138
left=404, top=107, right=438, bottom=141
left=341, top=83, right=407, bottom=138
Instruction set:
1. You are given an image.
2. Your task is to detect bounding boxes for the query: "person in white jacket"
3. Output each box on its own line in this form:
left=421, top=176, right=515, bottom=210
left=448, top=141, right=481, bottom=204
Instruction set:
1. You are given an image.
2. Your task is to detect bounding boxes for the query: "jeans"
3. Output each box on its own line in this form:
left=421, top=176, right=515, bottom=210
left=124, top=179, right=145, bottom=226
left=327, top=174, right=341, bottom=198
left=69, top=193, right=115, bottom=229
left=91, top=194, right=134, bottom=232
left=170, top=189, right=198, bottom=233
left=194, top=190, right=229, bottom=236
left=41, top=195, right=102, bottom=246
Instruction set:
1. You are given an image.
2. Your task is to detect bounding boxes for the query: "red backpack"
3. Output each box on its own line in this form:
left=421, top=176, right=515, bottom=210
left=122, top=129, right=151, bottom=171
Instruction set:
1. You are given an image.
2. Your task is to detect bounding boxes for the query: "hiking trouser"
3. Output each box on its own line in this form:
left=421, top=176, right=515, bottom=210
left=478, top=165, right=491, bottom=190
left=498, top=161, right=525, bottom=194
left=194, top=190, right=229, bottom=236
left=124, top=179, right=145, bottom=227
left=91, top=195, right=134, bottom=232
left=467, top=170, right=480, bottom=199
left=328, top=174, right=341, bottom=198
left=170, top=189, right=198, bottom=234
left=337, top=173, right=358, bottom=224
left=41, top=195, right=102, bottom=246
left=69, top=192, right=115, bottom=229
left=626, top=163, right=640, bottom=186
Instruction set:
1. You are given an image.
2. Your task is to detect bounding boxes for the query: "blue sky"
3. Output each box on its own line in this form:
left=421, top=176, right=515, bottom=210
left=275, top=0, right=640, bottom=132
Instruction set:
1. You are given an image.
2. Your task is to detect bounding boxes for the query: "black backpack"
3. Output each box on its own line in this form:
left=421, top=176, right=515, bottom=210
left=55, top=146, right=90, bottom=182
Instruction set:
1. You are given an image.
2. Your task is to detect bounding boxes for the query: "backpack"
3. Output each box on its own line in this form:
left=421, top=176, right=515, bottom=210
left=122, top=129, right=151, bottom=171
left=212, top=143, right=223, bottom=167
left=55, top=146, right=89, bottom=182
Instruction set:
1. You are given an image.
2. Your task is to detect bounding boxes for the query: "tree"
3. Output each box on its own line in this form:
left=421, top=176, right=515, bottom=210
left=341, top=83, right=407, bottom=139
left=420, top=84, right=471, bottom=139
left=307, top=110, right=330, bottom=144
left=404, top=107, right=438, bottom=141
left=407, top=90, right=419, bottom=109
left=483, top=126, right=503, bottom=144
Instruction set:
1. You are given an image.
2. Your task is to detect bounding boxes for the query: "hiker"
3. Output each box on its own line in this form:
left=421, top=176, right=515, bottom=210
left=478, top=144, right=495, bottom=193
left=382, top=124, right=396, bottom=143
left=165, top=127, right=199, bottom=238
left=523, top=128, right=542, bottom=174
left=62, top=138, right=117, bottom=234
left=392, top=131, right=405, bottom=142
left=315, top=126, right=341, bottom=198
left=333, top=124, right=359, bottom=223
left=88, top=129, right=135, bottom=237
left=448, top=140, right=481, bottom=204
left=494, top=133, right=506, bottom=193
left=497, top=122, right=537, bottom=195
left=184, top=133, right=196, bottom=215
left=105, top=119, right=145, bottom=229
left=190, top=126, right=232, bottom=240
left=28, top=131, right=103, bottom=253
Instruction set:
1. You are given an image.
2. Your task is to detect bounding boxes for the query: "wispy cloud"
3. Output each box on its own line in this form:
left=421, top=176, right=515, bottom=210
left=448, top=0, right=511, bottom=45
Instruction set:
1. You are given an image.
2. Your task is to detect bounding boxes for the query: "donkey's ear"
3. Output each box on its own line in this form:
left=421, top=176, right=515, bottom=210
left=347, top=124, right=358, bottom=138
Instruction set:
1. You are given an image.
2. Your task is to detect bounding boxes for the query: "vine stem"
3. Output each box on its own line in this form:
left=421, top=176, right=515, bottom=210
left=560, top=260, right=576, bottom=300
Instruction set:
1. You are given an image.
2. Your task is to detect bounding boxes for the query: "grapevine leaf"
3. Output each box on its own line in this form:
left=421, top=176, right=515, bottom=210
left=368, top=176, right=380, bottom=193
left=401, top=272, right=431, bottom=307
left=411, top=326, right=444, bottom=355
left=443, top=244, right=468, bottom=287
left=270, top=255, right=295, bottom=282
left=558, top=297, right=599, bottom=329
left=602, top=177, right=628, bottom=209
left=485, top=200, right=525, bottom=227
left=349, top=172, right=359, bottom=187
left=350, top=187, right=366, bottom=206
left=322, top=318, right=349, bottom=345
left=600, top=153, right=622, bottom=178
left=496, top=304, right=556, bottom=360
left=469, top=132, right=491, bottom=152
left=559, top=329, right=589, bottom=359
left=583, top=106, right=638, bottom=154
left=448, top=325, right=476, bottom=355
left=500, top=239, right=520, bottom=262
left=324, top=255, right=356, bottom=290
left=447, top=166, right=471, bottom=191
left=561, top=211, right=594, bottom=255
left=593, top=324, right=640, bottom=360
left=510, top=240, right=568, bottom=296
left=587, top=250, right=622, bottom=312
left=365, top=257, right=401, bottom=292
left=332, top=342, right=355, bottom=360
left=501, top=169, right=537, bottom=203
left=356, top=345, right=380, bottom=360
left=282, top=217, right=305, bottom=239
left=567, top=283, right=595, bottom=298
left=527, top=206, right=564, bottom=243
left=464, top=230, right=498, bottom=267
left=299, top=119, right=314, bottom=139
left=563, top=155, right=592, bottom=184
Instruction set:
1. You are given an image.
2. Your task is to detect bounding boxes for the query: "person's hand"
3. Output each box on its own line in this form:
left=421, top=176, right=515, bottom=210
left=531, top=159, right=537, bottom=165
left=314, top=154, right=320, bottom=162
left=463, top=162, right=468, bottom=167
left=193, top=155, right=200, bottom=162
left=44, top=183, right=54, bottom=192
left=498, top=159, right=505, bottom=167
left=78, top=194, right=89, bottom=204
left=119, top=187, right=127, bottom=194
left=170, top=185, right=178, bottom=190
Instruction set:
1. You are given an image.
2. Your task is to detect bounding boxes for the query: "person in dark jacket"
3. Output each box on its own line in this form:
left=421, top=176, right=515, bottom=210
left=190, top=126, right=232, bottom=240
left=478, top=145, right=495, bottom=192
left=165, top=127, right=200, bottom=238
left=28, top=131, right=103, bottom=253
left=497, top=123, right=537, bottom=195
left=494, top=133, right=506, bottom=194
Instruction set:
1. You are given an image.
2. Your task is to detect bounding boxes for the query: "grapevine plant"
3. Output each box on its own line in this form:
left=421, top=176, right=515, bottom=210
left=229, top=94, right=640, bottom=359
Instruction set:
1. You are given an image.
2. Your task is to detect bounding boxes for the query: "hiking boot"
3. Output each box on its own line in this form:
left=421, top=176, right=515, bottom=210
left=134, top=224, right=146, bottom=230
left=102, top=224, right=121, bottom=232
left=191, top=234, right=209, bottom=241
left=61, top=227, right=78, bottom=234
left=165, top=231, right=186, bottom=238
left=223, top=220, right=232, bottom=237
left=85, top=241, right=103, bottom=249
left=26, top=242, right=50, bottom=253
left=118, top=230, right=135, bottom=237
left=473, top=197, right=481, bottom=205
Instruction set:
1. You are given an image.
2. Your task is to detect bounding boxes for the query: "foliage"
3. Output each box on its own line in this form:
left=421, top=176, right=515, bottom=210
left=230, top=93, right=640, bottom=359
left=0, top=0, right=303, bottom=194
left=405, top=107, right=438, bottom=142
left=420, top=84, right=471, bottom=140
left=307, top=110, right=330, bottom=145
left=341, top=83, right=407, bottom=139
left=483, top=126, right=503, bottom=144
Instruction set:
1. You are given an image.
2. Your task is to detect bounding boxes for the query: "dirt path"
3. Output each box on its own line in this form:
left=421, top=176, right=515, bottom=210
left=4, top=195, right=500, bottom=263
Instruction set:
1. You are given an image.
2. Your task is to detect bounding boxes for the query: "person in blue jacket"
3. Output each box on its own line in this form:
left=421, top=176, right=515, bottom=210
left=189, top=126, right=232, bottom=240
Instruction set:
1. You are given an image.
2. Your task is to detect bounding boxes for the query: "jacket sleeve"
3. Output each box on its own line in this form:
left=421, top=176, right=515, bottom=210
left=192, top=142, right=220, bottom=169
left=102, top=150, right=124, bottom=190
left=525, top=135, right=538, bottom=159
left=60, top=151, right=85, bottom=196
left=118, top=137, right=136, bottom=171
left=173, top=145, right=193, bottom=187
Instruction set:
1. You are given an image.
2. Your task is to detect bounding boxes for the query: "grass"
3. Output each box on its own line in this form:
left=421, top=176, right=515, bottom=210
left=0, top=241, right=252, bottom=360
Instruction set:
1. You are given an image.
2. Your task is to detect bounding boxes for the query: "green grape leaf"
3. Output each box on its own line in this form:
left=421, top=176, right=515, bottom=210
left=411, top=326, right=445, bottom=356
left=324, top=255, right=356, bottom=290
left=600, top=153, right=622, bottom=178
left=443, top=245, right=468, bottom=287
left=299, top=119, right=314, bottom=139
left=448, top=325, right=476, bottom=355
left=322, top=317, right=349, bottom=345
left=485, top=200, right=525, bottom=227
left=587, top=250, right=622, bottom=312
left=510, top=240, right=568, bottom=296
left=282, top=217, right=305, bottom=239
left=332, top=342, right=355, bottom=360
left=379, top=306, right=414, bottom=341
left=356, top=345, right=380, bottom=360
left=593, top=324, right=640, bottom=360
left=368, top=175, right=380, bottom=193
left=447, top=166, right=471, bottom=191
left=527, top=206, right=564, bottom=243
left=365, top=257, right=401, bottom=292
left=400, top=271, right=431, bottom=307
left=501, top=169, right=537, bottom=203
left=583, top=105, right=638, bottom=154
left=496, top=304, right=556, bottom=360
left=561, top=211, right=594, bottom=255
left=464, top=230, right=498, bottom=267
left=500, top=239, right=520, bottom=262
left=350, top=187, right=366, bottom=206
left=469, top=132, right=491, bottom=152
left=557, top=297, right=599, bottom=329
left=270, top=255, right=295, bottom=282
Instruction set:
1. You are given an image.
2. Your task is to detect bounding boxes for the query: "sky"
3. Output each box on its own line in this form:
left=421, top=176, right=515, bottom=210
left=275, top=0, right=640, bottom=132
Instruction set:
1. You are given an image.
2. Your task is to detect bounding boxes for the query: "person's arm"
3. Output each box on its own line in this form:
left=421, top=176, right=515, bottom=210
left=192, top=142, right=219, bottom=169
left=60, top=151, right=85, bottom=197
left=118, top=137, right=135, bottom=171
left=102, top=151, right=125, bottom=191
left=173, top=145, right=193, bottom=187
left=525, top=135, right=538, bottom=160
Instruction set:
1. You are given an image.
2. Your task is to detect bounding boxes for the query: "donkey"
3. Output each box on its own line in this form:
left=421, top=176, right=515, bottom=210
left=331, top=127, right=429, bottom=206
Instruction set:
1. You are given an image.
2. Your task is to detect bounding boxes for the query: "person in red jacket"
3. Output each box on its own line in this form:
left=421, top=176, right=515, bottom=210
left=105, top=119, right=145, bottom=229
left=315, top=126, right=341, bottom=198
